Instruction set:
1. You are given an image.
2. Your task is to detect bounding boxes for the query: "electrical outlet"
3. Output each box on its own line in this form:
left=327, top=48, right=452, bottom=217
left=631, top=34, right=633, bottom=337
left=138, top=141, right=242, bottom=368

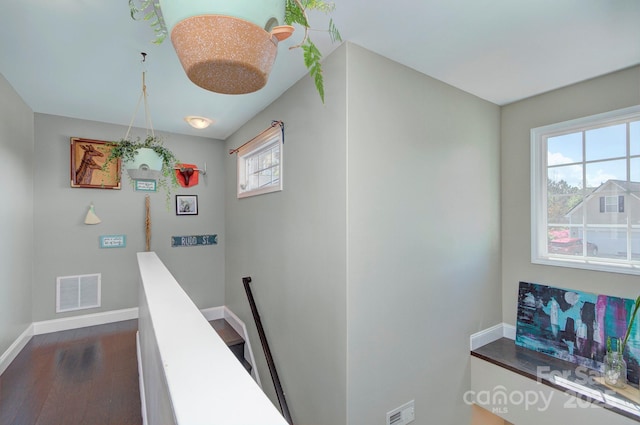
left=386, top=400, right=415, bottom=425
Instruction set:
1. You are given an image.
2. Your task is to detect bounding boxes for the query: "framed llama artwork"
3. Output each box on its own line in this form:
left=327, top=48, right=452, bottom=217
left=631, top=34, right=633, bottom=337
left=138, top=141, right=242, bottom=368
left=70, top=138, right=121, bottom=189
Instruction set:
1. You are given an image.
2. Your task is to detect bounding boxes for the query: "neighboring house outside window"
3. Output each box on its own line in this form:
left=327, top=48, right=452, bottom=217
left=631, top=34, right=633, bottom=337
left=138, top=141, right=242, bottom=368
left=531, top=105, right=640, bottom=275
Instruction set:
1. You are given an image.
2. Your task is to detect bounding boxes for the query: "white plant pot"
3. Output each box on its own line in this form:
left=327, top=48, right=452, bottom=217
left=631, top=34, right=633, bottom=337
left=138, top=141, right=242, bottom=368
left=124, top=148, right=163, bottom=181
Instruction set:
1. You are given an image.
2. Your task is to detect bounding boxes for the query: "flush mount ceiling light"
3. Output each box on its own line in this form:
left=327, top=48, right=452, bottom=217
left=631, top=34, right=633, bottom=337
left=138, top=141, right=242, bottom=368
left=184, top=116, right=213, bottom=129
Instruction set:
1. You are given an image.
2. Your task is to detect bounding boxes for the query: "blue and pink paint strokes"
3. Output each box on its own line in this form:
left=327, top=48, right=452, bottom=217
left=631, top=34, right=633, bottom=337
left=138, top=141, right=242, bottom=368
left=516, top=282, right=639, bottom=384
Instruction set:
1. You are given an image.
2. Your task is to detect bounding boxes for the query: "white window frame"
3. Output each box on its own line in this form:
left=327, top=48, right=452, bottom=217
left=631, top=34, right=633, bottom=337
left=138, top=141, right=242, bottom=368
left=236, top=124, right=283, bottom=199
left=603, top=195, right=621, bottom=213
left=531, top=105, right=640, bottom=275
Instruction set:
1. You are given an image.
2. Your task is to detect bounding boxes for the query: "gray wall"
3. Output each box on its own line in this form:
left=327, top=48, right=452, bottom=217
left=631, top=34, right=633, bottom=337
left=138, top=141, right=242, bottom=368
left=225, top=45, right=348, bottom=425
left=9, top=36, right=635, bottom=425
left=225, top=42, right=502, bottom=425
left=0, top=73, right=34, bottom=354
left=346, top=44, right=501, bottom=425
left=501, top=65, right=640, bottom=324
left=33, top=114, right=225, bottom=321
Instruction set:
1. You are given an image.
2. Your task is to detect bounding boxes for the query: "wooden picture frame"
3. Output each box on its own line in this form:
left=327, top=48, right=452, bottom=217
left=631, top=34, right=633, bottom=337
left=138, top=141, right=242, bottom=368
left=70, top=137, right=121, bottom=189
left=176, top=195, right=198, bottom=215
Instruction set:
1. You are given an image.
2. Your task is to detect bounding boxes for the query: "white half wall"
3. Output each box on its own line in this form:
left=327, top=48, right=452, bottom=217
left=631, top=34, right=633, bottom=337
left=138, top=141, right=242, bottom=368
left=137, top=252, right=286, bottom=425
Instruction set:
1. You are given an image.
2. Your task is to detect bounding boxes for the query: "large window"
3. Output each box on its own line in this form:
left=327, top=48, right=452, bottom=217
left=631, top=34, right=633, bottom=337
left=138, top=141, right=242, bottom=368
left=531, top=105, right=640, bottom=274
left=236, top=122, right=283, bottom=198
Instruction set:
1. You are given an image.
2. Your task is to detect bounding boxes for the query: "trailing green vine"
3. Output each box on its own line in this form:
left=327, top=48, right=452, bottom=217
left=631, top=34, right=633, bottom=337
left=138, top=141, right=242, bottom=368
left=129, top=0, right=167, bottom=44
left=285, top=0, right=341, bottom=103
left=103, top=135, right=179, bottom=208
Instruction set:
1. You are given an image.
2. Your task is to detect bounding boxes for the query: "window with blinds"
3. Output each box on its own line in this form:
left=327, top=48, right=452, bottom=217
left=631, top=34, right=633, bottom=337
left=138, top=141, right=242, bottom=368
left=237, top=123, right=283, bottom=198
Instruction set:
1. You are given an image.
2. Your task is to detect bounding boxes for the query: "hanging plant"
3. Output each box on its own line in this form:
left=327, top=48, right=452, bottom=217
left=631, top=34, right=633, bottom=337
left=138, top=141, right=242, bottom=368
left=128, top=0, right=341, bottom=102
left=103, top=135, right=180, bottom=207
left=284, top=0, right=341, bottom=102
left=105, top=135, right=177, bottom=169
left=603, top=295, right=640, bottom=387
left=129, top=0, right=167, bottom=44
left=103, top=62, right=180, bottom=208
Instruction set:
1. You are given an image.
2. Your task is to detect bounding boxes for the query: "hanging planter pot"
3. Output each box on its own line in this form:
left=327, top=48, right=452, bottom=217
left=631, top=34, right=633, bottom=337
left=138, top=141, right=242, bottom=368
left=124, top=147, right=163, bottom=180
left=170, top=15, right=278, bottom=94
left=130, top=0, right=341, bottom=101
left=159, top=0, right=285, bottom=94
left=102, top=60, right=180, bottom=209
left=103, top=134, right=179, bottom=208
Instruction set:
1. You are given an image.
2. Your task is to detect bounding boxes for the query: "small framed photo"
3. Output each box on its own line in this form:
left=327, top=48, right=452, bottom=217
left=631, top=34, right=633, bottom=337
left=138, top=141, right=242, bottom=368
left=176, top=195, right=198, bottom=216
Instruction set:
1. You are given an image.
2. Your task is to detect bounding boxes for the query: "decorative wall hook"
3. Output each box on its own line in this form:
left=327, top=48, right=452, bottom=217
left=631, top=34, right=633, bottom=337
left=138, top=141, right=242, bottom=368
left=174, top=163, right=206, bottom=187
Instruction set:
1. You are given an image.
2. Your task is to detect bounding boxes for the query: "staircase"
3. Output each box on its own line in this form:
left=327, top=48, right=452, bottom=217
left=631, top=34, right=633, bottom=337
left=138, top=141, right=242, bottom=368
left=209, top=319, right=252, bottom=373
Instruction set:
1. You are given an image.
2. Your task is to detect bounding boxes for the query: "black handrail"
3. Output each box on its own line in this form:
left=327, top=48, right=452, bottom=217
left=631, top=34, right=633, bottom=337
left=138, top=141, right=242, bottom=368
left=243, top=276, right=294, bottom=425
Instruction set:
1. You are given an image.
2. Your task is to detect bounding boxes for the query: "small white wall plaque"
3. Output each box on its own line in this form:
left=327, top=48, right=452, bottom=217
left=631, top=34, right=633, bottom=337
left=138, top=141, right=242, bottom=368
left=100, top=234, right=126, bottom=248
left=135, top=179, right=157, bottom=192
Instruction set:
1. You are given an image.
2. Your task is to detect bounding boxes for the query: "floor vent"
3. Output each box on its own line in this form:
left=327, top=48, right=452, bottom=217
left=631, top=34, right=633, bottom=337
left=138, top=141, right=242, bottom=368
left=56, top=273, right=101, bottom=313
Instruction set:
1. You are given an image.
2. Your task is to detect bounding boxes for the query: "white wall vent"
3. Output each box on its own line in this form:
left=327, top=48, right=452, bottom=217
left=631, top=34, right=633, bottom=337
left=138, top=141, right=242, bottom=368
left=56, top=273, right=101, bottom=313
left=386, top=400, right=415, bottom=425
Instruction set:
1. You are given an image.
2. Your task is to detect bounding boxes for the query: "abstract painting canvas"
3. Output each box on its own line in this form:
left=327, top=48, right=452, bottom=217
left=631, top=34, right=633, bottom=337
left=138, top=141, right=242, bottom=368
left=516, top=281, right=639, bottom=384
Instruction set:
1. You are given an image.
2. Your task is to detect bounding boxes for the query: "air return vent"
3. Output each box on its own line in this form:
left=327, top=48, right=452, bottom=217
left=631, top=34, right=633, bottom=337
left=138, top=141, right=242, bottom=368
left=386, top=400, right=415, bottom=425
left=56, top=273, right=101, bottom=313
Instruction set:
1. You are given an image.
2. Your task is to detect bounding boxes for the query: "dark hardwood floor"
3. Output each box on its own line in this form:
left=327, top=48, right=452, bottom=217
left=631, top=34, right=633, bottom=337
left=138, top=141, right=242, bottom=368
left=0, top=320, right=142, bottom=425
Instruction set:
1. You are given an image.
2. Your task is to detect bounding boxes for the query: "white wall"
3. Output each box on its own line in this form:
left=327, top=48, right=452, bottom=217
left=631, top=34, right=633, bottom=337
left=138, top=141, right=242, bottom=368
left=346, top=44, right=502, bottom=425
left=501, top=66, right=640, bottom=324
left=32, top=113, right=226, bottom=321
left=224, top=45, right=348, bottom=424
left=0, top=72, right=34, bottom=355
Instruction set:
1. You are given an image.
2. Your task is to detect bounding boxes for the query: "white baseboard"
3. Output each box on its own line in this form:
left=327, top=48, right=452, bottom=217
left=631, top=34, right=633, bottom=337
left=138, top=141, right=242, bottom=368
left=34, top=306, right=227, bottom=335
left=503, top=323, right=516, bottom=340
left=32, top=307, right=139, bottom=335
left=470, top=323, right=504, bottom=350
left=0, top=324, right=34, bottom=375
left=470, top=322, right=517, bottom=350
left=200, top=306, right=225, bottom=321
left=2, top=304, right=256, bottom=392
